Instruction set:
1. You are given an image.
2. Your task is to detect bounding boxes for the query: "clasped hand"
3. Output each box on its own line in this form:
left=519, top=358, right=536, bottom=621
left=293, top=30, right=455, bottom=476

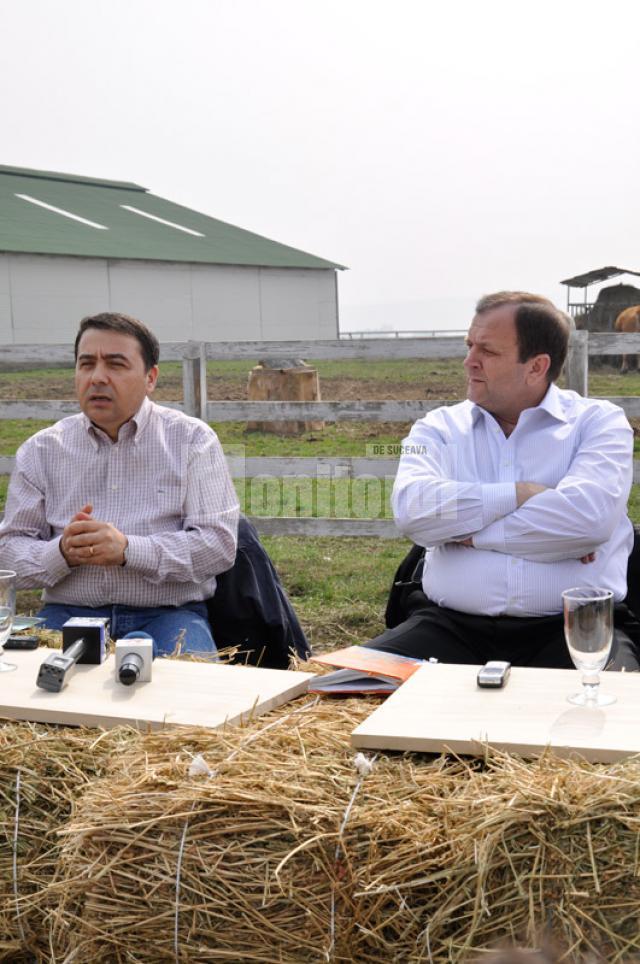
left=60, top=504, right=127, bottom=567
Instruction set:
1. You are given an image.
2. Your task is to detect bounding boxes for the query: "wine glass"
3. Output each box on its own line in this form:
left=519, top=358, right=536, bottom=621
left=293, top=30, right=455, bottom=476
left=562, top=587, right=615, bottom=706
left=0, top=570, right=17, bottom=672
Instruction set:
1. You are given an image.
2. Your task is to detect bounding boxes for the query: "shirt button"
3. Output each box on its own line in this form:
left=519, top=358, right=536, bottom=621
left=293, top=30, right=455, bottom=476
left=112, top=485, right=118, bottom=491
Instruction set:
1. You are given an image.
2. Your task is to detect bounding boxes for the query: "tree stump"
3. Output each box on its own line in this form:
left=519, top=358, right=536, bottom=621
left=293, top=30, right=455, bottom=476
left=247, top=359, right=324, bottom=435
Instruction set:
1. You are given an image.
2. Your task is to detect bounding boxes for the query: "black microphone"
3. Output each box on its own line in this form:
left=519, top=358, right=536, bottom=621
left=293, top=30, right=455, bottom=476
left=36, top=638, right=86, bottom=692
left=36, top=617, right=109, bottom=693
left=115, top=635, right=154, bottom=686
left=119, top=651, right=144, bottom=685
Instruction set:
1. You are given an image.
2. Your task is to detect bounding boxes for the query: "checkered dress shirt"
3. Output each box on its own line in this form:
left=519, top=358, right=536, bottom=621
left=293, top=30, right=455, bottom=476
left=0, top=397, right=239, bottom=607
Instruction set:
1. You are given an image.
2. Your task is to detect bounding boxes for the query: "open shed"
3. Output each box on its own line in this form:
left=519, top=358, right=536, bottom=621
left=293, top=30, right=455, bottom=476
left=560, top=266, right=640, bottom=331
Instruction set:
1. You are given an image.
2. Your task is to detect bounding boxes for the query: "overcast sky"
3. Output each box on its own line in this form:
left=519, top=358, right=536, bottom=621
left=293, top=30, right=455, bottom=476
left=2, top=0, right=638, bottom=331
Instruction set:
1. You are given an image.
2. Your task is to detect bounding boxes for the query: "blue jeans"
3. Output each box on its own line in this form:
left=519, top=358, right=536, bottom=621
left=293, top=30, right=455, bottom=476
left=37, top=602, right=216, bottom=658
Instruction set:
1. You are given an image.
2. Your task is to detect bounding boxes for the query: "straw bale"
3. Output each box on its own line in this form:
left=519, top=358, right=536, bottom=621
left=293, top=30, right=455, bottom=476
left=0, top=720, right=140, bottom=962
left=52, top=697, right=374, bottom=962
left=50, top=698, right=640, bottom=964
left=347, top=748, right=640, bottom=961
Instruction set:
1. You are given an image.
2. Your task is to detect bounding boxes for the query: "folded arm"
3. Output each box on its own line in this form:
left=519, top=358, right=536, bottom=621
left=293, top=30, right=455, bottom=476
left=391, top=419, right=519, bottom=546
left=472, top=409, right=633, bottom=561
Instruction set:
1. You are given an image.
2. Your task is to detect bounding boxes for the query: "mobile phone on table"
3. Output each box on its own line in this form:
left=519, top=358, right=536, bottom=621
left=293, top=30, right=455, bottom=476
left=4, top=635, right=39, bottom=650
left=477, top=660, right=511, bottom=688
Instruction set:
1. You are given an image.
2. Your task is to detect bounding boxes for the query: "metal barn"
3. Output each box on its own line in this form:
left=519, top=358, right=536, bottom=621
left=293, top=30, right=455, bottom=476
left=0, top=164, right=345, bottom=345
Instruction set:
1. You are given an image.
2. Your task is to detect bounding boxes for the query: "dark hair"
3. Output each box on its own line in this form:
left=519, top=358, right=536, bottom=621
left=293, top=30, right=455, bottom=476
left=74, top=313, right=160, bottom=371
left=475, top=291, right=569, bottom=383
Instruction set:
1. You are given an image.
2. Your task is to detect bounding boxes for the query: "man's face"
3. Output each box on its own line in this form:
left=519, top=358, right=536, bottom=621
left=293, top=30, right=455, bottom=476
left=75, top=328, right=158, bottom=440
left=463, top=304, right=545, bottom=422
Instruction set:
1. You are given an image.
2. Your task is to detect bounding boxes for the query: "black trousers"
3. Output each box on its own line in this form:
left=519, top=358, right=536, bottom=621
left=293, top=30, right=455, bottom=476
left=367, top=597, right=640, bottom=671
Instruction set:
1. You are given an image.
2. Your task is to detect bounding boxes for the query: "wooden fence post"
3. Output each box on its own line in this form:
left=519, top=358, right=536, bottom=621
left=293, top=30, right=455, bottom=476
left=565, top=330, right=588, bottom=396
left=199, top=342, right=208, bottom=422
left=182, top=342, right=206, bottom=419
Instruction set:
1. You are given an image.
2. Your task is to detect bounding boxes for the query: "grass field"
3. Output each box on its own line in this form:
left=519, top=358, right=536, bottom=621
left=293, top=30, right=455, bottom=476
left=3, top=357, right=640, bottom=651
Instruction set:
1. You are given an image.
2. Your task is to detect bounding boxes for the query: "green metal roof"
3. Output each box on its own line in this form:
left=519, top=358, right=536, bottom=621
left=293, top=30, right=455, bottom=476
left=0, top=164, right=346, bottom=270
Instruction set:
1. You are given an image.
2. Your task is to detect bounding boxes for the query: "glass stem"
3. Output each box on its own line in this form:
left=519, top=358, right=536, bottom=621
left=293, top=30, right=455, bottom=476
left=582, top=676, right=600, bottom=702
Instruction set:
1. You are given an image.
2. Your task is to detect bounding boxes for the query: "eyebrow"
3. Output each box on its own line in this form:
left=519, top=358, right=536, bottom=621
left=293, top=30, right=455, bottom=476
left=465, top=335, right=499, bottom=348
left=77, top=352, right=130, bottom=363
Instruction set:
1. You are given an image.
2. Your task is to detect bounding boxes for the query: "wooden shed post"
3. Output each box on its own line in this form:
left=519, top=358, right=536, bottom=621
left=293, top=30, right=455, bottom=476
left=565, top=330, right=588, bottom=396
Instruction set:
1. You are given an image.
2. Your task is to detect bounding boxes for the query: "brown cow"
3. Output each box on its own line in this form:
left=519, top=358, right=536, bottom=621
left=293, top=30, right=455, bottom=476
left=614, top=305, right=640, bottom=373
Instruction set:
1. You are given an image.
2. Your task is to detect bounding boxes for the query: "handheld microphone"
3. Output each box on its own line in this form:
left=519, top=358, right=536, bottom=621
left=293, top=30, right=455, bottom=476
left=36, top=638, right=85, bottom=692
left=36, top=617, right=109, bottom=693
left=115, top=635, right=154, bottom=686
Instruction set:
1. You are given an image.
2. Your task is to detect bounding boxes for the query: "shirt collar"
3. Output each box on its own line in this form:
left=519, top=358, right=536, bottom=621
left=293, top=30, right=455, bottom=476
left=130, top=395, right=153, bottom=440
left=470, top=382, right=569, bottom=427
left=83, top=395, right=154, bottom=446
left=535, top=382, right=569, bottom=423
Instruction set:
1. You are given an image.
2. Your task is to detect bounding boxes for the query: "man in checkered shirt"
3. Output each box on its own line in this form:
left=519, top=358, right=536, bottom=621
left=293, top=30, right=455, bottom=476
left=0, top=312, right=239, bottom=655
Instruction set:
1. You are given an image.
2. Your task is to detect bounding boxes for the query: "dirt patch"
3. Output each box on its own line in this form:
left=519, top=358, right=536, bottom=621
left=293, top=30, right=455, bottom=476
left=0, top=375, right=77, bottom=400
left=0, top=373, right=465, bottom=402
left=315, top=378, right=464, bottom=401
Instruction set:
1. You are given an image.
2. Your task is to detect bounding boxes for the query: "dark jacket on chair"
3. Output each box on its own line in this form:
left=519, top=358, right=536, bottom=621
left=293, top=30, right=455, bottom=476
left=207, top=516, right=311, bottom=669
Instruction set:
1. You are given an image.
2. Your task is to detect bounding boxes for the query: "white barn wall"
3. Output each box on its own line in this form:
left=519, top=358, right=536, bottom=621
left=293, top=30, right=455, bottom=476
left=107, top=261, right=194, bottom=342
left=191, top=264, right=261, bottom=340
left=4, top=255, right=110, bottom=343
left=0, top=253, right=339, bottom=344
left=260, top=269, right=338, bottom=340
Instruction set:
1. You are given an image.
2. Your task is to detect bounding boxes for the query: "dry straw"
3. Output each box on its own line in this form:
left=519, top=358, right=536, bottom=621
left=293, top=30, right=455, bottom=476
left=346, top=747, right=640, bottom=961
left=51, top=697, right=373, bottom=962
left=4, top=695, right=640, bottom=961
left=0, top=720, right=139, bottom=961
left=44, top=697, right=640, bottom=962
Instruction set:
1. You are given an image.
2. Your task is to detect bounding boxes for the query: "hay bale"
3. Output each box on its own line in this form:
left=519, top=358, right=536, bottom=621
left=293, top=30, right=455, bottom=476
left=0, top=721, right=139, bottom=962
left=52, top=698, right=373, bottom=962
left=51, top=700, right=640, bottom=962
left=348, top=749, right=640, bottom=961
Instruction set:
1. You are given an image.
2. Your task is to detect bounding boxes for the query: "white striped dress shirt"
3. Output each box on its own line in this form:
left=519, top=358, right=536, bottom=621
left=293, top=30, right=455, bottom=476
left=392, top=384, right=634, bottom=616
left=0, top=397, right=239, bottom=607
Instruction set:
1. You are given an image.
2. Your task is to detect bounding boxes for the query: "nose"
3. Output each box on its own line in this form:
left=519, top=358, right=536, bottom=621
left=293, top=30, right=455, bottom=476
left=464, top=346, right=480, bottom=371
left=91, top=360, right=110, bottom=384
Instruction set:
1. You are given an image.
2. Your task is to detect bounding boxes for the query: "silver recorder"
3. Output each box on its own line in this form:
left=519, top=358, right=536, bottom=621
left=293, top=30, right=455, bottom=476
left=477, top=660, right=511, bottom=688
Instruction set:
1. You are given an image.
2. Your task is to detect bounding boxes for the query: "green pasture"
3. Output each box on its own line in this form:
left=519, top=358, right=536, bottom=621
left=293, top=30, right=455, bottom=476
left=0, top=419, right=406, bottom=458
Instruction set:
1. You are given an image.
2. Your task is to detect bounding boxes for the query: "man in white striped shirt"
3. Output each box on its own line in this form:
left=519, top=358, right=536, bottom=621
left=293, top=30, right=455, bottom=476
left=0, top=313, right=239, bottom=655
left=368, top=292, right=638, bottom=669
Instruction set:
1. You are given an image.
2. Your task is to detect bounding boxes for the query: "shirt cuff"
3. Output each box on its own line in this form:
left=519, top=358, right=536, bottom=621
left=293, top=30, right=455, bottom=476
left=43, top=537, right=72, bottom=582
left=481, top=482, right=517, bottom=527
left=124, top=535, right=157, bottom=575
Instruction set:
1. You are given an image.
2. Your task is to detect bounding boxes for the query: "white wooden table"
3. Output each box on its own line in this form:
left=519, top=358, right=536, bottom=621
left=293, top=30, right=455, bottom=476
left=352, top=663, right=640, bottom=762
left=0, top=647, right=312, bottom=731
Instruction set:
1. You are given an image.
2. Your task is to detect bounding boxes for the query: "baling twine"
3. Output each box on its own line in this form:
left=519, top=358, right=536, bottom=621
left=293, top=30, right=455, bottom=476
left=174, top=697, right=321, bottom=962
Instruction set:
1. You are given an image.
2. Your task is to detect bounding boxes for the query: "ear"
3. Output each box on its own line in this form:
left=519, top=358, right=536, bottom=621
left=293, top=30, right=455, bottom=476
left=146, top=365, right=159, bottom=395
left=526, top=353, right=551, bottom=384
